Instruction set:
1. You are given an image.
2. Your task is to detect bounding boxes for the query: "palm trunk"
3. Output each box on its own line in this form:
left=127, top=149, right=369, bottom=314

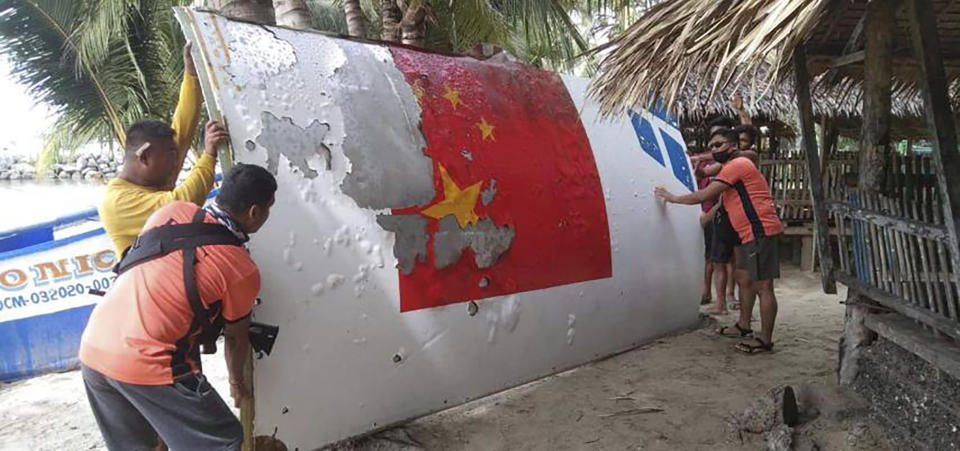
left=343, top=0, right=368, bottom=38
left=381, top=0, right=402, bottom=41
left=208, top=0, right=276, bottom=24
left=273, top=0, right=313, bottom=29
left=400, top=4, right=427, bottom=47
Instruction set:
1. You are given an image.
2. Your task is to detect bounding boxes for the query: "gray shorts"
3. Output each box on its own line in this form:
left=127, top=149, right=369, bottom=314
left=735, top=235, right=781, bottom=281
left=82, top=364, right=242, bottom=451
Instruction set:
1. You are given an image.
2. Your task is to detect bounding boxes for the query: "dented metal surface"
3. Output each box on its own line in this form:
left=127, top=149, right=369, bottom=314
left=256, top=111, right=332, bottom=176
left=332, top=42, right=435, bottom=210
left=375, top=214, right=428, bottom=275
left=176, top=8, right=703, bottom=450
left=432, top=216, right=514, bottom=269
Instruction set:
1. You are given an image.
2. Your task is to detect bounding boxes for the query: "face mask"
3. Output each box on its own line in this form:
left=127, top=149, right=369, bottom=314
left=713, top=149, right=732, bottom=163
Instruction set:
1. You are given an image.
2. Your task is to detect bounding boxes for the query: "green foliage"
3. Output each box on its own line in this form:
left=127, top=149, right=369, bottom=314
left=0, top=0, right=191, bottom=172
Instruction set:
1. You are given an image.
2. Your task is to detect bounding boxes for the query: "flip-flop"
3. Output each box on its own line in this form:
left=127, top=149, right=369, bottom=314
left=735, top=338, right=774, bottom=354
left=716, top=322, right=753, bottom=338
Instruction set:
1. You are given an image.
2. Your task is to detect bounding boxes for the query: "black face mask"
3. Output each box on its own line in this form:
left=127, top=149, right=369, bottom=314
left=713, top=149, right=733, bottom=164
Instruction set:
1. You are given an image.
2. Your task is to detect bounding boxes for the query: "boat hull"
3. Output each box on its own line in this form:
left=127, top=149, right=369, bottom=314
left=0, top=231, right=115, bottom=382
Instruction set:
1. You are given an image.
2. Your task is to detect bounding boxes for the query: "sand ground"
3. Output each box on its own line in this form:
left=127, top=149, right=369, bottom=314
left=0, top=265, right=890, bottom=450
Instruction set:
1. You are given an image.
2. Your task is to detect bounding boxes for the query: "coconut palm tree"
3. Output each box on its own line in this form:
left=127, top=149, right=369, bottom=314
left=208, top=0, right=275, bottom=23
left=0, top=0, right=194, bottom=171
left=341, top=0, right=366, bottom=37
left=274, top=0, right=313, bottom=29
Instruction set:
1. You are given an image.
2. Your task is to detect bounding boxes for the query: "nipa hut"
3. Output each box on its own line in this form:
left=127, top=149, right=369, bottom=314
left=590, top=0, right=960, bottom=448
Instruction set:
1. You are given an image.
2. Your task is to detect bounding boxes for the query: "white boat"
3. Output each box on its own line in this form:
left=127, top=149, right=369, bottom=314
left=0, top=186, right=220, bottom=382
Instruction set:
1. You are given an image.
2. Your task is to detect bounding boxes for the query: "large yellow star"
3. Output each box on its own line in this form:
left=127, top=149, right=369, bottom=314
left=421, top=165, right=482, bottom=228
left=442, top=84, right=462, bottom=109
left=476, top=117, right=495, bottom=141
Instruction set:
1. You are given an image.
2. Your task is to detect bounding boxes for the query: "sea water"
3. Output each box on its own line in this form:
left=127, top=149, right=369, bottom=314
left=0, top=180, right=104, bottom=231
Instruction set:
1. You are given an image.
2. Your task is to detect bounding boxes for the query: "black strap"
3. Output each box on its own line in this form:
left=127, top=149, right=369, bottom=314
left=116, top=222, right=243, bottom=275
left=115, top=208, right=243, bottom=377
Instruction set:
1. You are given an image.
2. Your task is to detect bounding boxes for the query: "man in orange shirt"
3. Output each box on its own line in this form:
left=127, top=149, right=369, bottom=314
left=79, top=164, right=277, bottom=450
left=655, top=128, right=783, bottom=354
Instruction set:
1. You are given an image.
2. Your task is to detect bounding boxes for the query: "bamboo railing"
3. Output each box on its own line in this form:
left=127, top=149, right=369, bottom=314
left=828, top=154, right=960, bottom=340
left=760, top=152, right=858, bottom=225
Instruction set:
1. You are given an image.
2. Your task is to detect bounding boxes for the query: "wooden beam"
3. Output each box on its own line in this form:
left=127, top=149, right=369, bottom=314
left=827, top=201, right=951, bottom=241
left=825, top=12, right=869, bottom=84
left=865, top=312, right=960, bottom=381
left=859, top=0, right=898, bottom=192
left=907, top=0, right=960, bottom=290
left=831, top=50, right=865, bottom=68
left=794, top=46, right=837, bottom=294
left=839, top=273, right=960, bottom=339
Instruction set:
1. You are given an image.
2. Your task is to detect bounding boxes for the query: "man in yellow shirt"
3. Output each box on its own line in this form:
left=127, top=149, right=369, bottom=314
left=99, top=44, right=229, bottom=256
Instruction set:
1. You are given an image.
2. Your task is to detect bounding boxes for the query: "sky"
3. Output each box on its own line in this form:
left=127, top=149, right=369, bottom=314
left=0, top=57, right=55, bottom=156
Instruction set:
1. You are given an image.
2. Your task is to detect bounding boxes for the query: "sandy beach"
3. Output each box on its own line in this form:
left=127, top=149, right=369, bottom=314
left=0, top=265, right=890, bottom=450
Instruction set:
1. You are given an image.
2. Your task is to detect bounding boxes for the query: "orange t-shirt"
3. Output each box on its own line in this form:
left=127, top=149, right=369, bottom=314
left=714, top=157, right=784, bottom=244
left=79, top=202, right=260, bottom=385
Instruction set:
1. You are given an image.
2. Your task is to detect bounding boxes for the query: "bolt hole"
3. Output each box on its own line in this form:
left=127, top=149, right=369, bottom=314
left=392, top=353, right=402, bottom=363
left=281, top=406, right=289, bottom=414
left=467, top=301, right=479, bottom=316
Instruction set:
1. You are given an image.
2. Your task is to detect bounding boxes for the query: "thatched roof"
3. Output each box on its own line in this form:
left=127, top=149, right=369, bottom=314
left=590, top=0, right=960, bottom=118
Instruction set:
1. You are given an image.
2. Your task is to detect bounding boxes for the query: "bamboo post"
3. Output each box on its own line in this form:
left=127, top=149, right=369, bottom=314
left=241, top=349, right=255, bottom=451
left=906, top=0, right=960, bottom=301
left=794, top=46, right=837, bottom=293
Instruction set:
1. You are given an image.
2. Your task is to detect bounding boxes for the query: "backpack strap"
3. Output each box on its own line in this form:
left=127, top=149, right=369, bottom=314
left=113, top=207, right=245, bottom=375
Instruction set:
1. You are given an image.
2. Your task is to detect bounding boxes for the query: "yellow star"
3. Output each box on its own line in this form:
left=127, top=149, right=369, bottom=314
left=442, top=84, right=462, bottom=109
left=421, top=165, right=483, bottom=228
left=476, top=117, right=495, bottom=141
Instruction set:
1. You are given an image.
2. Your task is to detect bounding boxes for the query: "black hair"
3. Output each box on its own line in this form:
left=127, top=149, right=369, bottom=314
left=708, top=117, right=737, bottom=130
left=710, top=127, right=738, bottom=144
left=734, top=124, right=759, bottom=146
left=216, top=163, right=278, bottom=215
left=124, top=120, right=175, bottom=158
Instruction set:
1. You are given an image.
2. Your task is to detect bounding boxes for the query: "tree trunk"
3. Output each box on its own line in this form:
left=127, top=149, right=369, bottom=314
left=273, top=0, right=313, bottom=29
left=381, top=0, right=402, bottom=41
left=400, top=4, right=427, bottom=47
left=208, top=0, right=276, bottom=24
left=343, top=0, right=368, bottom=38
left=858, top=0, right=896, bottom=192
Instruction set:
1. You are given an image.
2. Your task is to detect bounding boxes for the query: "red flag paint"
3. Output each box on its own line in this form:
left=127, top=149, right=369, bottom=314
left=390, top=48, right=611, bottom=312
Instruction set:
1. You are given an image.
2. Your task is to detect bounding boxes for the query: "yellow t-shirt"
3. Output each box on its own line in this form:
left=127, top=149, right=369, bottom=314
left=99, top=73, right=214, bottom=255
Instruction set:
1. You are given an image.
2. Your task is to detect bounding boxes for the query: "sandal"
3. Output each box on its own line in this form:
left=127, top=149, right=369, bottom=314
left=700, top=295, right=712, bottom=305
left=716, top=322, right=753, bottom=338
left=735, top=337, right=774, bottom=354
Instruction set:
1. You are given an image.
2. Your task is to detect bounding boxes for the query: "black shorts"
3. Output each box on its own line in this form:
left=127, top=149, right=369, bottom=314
left=710, top=208, right=739, bottom=264
left=703, top=223, right=714, bottom=259
left=736, top=235, right=781, bottom=281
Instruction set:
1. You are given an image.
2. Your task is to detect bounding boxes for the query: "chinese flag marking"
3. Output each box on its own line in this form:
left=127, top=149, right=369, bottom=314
left=390, top=48, right=611, bottom=312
